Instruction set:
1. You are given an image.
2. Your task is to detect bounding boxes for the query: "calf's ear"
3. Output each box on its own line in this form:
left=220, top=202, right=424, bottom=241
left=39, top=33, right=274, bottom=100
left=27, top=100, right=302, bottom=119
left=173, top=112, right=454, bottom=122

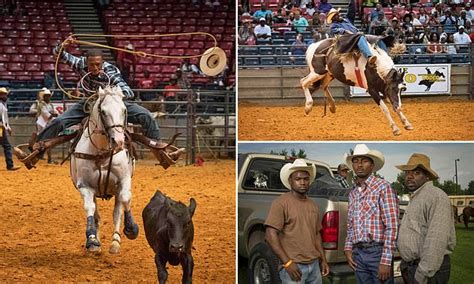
left=188, top=198, right=197, bottom=217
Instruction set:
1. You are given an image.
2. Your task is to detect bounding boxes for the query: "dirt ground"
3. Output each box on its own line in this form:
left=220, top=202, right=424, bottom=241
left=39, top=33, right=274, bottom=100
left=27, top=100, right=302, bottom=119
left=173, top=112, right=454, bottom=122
left=238, top=99, right=474, bottom=141
left=0, top=159, right=235, bottom=282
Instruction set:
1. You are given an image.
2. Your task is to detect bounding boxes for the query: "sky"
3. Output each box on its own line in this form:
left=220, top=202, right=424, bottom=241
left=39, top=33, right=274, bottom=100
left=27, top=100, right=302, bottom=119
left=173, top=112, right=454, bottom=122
left=238, top=142, right=474, bottom=189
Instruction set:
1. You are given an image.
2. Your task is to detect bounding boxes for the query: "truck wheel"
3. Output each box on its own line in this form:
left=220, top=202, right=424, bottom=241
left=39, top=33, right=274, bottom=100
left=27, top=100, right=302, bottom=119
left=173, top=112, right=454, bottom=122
left=248, top=242, right=281, bottom=284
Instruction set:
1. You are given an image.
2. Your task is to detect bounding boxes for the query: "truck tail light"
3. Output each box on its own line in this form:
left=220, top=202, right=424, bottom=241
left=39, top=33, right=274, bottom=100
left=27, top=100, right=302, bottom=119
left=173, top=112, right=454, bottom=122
left=321, top=211, right=339, bottom=250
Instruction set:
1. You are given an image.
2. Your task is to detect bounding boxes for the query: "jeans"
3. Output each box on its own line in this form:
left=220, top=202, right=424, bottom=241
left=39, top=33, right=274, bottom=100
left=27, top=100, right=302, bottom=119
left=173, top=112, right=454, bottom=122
left=400, top=255, right=450, bottom=284
left=352, top=244, right=394, bottom=284
left=279, top=259, right=322, bottom=284
left=0, top=128, right=14, bottom=169
left=357, top=35, right=373, bottom=59
left=37, top=100, right=160, bottom=141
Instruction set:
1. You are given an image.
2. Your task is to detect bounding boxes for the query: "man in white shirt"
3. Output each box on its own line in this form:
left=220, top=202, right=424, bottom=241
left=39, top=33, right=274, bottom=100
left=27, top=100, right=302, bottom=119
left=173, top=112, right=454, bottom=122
left=0, top=87, right=21, bottom=170
left=254, top=18, right=272, bottom=42
left=453, top=26, right=472, bottom=45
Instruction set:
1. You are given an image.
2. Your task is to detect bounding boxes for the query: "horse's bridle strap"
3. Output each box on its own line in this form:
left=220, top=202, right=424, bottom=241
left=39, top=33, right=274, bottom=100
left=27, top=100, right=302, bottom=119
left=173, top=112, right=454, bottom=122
left=74, top=150, right=122, bottom=160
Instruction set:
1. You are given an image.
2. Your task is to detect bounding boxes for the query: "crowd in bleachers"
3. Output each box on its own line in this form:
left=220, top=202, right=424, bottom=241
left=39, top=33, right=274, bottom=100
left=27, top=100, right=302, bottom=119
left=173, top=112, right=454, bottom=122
left=238, top=0, right=472, bottom=63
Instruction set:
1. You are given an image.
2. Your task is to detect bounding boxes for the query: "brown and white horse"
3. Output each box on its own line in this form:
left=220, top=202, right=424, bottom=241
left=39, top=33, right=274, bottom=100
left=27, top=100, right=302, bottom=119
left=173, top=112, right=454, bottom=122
left=301, top=37, right=413, bottom=136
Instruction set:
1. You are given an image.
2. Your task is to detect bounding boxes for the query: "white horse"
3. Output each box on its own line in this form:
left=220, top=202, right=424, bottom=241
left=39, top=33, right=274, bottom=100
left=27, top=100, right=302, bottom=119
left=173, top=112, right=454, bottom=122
left=70, top=86, right=139, bottom=254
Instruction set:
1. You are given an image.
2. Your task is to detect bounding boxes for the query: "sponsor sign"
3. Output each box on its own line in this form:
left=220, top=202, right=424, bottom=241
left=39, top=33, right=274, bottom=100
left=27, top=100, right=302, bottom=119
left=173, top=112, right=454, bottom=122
left=351, top=64, right=451, bottom=96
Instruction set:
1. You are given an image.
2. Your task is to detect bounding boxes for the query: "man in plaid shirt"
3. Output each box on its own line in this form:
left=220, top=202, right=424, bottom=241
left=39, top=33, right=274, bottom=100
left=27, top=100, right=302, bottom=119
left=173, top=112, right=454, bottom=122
left=344, top=144, right=399, bottom=283
left=15, top=36, right=184, bottom=169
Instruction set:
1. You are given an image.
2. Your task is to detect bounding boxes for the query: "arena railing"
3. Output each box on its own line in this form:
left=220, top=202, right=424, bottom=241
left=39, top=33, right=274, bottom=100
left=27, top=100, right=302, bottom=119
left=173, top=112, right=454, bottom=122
left=7, top=88, right=235, bottom=165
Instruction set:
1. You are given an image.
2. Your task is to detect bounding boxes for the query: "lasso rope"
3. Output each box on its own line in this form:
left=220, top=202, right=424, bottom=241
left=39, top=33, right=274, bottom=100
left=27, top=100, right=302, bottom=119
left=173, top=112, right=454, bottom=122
left=55, top=32, right=218, bottom=100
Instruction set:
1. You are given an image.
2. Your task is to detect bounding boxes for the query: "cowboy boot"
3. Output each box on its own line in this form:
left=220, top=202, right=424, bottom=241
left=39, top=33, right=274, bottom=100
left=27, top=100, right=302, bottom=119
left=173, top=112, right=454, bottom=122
left=13, top=146, right=41, bottom=170
left=150, top=146, right=186, bottom=169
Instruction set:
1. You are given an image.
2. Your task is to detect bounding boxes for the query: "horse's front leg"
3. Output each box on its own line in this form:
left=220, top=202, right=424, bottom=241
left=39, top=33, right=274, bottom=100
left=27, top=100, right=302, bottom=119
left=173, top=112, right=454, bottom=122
left=79, top=186, right=101, bottom=253
left=118, top=177, right=139, bottom=240
left=109, top=196, right=123, bottom=254
left=371, top=91, right=401, bottom=135
left=320, top=74, right=336, bottom=114
left=301, top=72, right=325, bottom=115
left=396, top=109, right=414, bottom=130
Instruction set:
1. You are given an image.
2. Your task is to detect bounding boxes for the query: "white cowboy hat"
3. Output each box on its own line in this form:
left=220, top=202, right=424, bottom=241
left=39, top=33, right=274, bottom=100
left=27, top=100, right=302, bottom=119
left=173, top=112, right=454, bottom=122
left=346, top=144, right=385, bottom=173
left=280, top=159, right=316, bottom=190
left=125, top=43, right=134, bottom=50
left=38, top=87, right=52, bottom=99
left=199, top=47, right=227, bottom=77
left=395, top=153, right=439, bottom=180
left=0, top=87, right=9, bottom=94
left=326, top=8, right=341, bottom=24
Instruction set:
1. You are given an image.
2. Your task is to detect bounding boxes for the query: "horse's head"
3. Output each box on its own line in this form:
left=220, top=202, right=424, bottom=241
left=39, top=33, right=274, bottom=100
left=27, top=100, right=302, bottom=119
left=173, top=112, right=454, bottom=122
left=384, top=69, right=406, bottom=112
left=96, top=86, right=126, bottom=150
left=165, top=197, right=196, bottom=254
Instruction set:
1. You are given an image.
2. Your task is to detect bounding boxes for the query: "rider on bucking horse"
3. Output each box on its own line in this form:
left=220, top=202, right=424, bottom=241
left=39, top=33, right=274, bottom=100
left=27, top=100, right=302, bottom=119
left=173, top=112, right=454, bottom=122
left=14, top=35, right=185, bottom=170
left=326, top=8, right=390, bottom=67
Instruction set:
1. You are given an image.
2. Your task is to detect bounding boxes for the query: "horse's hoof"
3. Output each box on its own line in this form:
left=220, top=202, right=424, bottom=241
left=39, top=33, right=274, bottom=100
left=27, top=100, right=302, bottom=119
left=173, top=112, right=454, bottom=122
left=405, top=125, right=414, bottom=130
left=123, top=223, right=139, bottom=240
left=109, top=240, right=121, bottom=254
left=330, top=106, right=336, bottom=114
left=304, top=104, right=313, bottom=115
left=393, top=129, right=402, bottom=136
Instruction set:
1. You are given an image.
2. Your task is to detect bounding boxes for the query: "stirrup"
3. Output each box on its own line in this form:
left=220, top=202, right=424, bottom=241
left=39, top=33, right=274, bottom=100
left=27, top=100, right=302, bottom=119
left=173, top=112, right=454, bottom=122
left=13, top=144, right=40, bottom=170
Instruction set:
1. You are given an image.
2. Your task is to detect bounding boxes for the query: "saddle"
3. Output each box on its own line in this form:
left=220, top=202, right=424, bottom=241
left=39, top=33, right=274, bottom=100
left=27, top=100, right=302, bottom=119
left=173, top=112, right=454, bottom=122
left=13, top=122, right=184, bottom=170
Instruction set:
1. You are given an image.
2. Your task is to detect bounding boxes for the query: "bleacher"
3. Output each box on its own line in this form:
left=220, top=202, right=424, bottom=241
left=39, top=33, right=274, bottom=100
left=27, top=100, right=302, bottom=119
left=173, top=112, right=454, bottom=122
left=101, top=0, right=235, bottom=86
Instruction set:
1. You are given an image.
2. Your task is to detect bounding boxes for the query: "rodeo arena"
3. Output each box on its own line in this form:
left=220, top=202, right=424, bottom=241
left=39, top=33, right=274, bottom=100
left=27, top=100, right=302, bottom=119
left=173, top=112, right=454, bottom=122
left=0, top=0, right=235, bottom=282
left=238, top=0, right=474, bottom=141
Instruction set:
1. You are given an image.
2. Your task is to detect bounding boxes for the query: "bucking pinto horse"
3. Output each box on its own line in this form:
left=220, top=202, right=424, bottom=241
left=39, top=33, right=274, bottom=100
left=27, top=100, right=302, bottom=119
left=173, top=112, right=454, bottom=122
left=301, top=35, right=413, bottom=136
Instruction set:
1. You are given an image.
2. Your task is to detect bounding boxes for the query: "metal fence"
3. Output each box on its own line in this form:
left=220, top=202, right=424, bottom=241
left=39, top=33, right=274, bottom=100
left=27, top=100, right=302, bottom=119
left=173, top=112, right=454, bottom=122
left=6, top=87, right=236, bottom=165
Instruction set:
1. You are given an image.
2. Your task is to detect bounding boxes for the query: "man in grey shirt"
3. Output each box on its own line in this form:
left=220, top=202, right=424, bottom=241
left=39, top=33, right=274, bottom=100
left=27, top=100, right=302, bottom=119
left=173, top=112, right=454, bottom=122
left=396, top=153, right=456, bottom=284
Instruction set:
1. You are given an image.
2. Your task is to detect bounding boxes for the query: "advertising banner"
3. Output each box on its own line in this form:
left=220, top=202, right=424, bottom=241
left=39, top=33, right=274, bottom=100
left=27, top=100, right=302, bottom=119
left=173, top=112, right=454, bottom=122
left=351, top=64, right=451, bottom=96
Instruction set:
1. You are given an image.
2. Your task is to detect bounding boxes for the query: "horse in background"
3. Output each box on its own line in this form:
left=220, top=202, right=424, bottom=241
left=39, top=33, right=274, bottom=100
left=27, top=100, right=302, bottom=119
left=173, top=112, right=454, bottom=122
left=70, top=86, right=139, bottom=253
left=452, top=205, right=459, bottom=224
left=461, top=206, right=474, bottom=229
left=302, top=37, right=412, bottom=136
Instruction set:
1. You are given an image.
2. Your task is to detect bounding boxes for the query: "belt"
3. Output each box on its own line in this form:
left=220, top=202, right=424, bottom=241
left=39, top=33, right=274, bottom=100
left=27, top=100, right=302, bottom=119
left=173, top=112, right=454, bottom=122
left=353, top=242, right=384, bottom=249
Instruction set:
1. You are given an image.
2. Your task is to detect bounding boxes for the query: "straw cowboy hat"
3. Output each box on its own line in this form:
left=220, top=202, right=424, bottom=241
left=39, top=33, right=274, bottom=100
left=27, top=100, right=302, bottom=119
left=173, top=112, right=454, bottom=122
left=280, top=159, right=316, bottom=190
left=38, top=87, right=52, bottom=100
left=0, top=87, right=9, bottom=94
left=326, top=8, right=341, bottom=24
left=346, top=144, right=385, bottom=173
left=200, top=46, right=227, bottom=77
left=395, top=153, right=439, bottom=180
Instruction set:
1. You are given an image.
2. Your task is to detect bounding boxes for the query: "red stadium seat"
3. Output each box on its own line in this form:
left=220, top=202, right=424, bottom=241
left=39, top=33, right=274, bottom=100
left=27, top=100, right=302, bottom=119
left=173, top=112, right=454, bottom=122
left=168, top=26, right=182, bottom=33
left=0, top=38, right=14, bottom=46
left=0, top=71, right=15, bottom=80
left=168, top=18, right=182, bottom=26
left=32, top=72, right=45, bottom=80
left=8, top=63, right=25, bottom=71
left=191, top=41, right=205, bottom=49
left=5, top=30, right=20, bottom=38
left=41, top=63, right=55, bottom=72
left=43, top=16, right=56, bottom=24
left=147, top=65, right=161, bottom=73
left=41, top=55, right=55, bottom=63
left=19, top=46, right=35, bottom=54
left=212, top=26, right=225, bottom=35
left=19, top=30, right=33, bottom=38
left=11, top=54, right=26, bottom=63
left=49, top=39, right=61, bottom=46
left=0, top=55, right=9, bottom=63
left=3, top=46, right=19, bottom=54
left=25, top=63, right=41, bottom=72
left=168, top=58, right=182, bottom=65
left=161, top=41, right=175, bottom=48
left=36, top=47, right=51, bottom=55
left=153, top=18, right=167, bottom=26
left=138, top=18, right=153, bottom=25
left=1, top=22, right=14, bottom=30
left=45, top=24, right=59, bottom=32
left=183, top=18, right=197, bottom=26
left=35, top=31, right=48, bottom=38
left=48, top=31, right=62, bottom=39
left=198, top=19, right=212, bottom=26
left=140, top=25, right=154, bottom=33
left=15, top=38, right=31, bottom=46
left=132, top=40, right=146, bottom=48
left=0, top=63, right=8, bottom=72
left=146, top=40, right=160, bottom=48
left=154, top=26, right=168, bottom=33
left=175, top=41, right=190, bottom=49
left=26, top=55, right=42, bottom=63
left=169, top=49, right=185, bottom=56
left=30, top=23, right=43, bottom=31
left=161, top=65, right=176, bottom=74
left=173, top=11, right=186, bottom=18
left=32, top=39, right=48, bottom=47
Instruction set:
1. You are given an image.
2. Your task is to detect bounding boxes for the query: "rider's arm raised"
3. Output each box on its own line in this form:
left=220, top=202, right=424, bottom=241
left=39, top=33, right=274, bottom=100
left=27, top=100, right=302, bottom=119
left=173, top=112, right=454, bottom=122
left=52, top=38, right=85, bottom=74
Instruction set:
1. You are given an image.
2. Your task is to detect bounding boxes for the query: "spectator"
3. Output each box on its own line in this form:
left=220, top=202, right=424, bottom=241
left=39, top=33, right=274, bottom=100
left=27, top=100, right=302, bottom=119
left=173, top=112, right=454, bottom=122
left=442, top=34, right=457, bottom=54
left=293, top=11, right=309, bottom=33
left=265, top=13, right=273, bottom=27
left=289, top=33, right=307, bottom=64
left=457, top=10, right=471, bottom=31
left=418, top=7, right=430, bottom=26
left=116, top=43, right=137, bottom=85
left=402, top=13, right=414, bottom=33
left=432, top=3, right=444, bottom=17
left=439, top=8, right=457, bottom=31
left=286, top=12, right=295, bottom=27
left=137, top=70, right=155, bottom=90
left=0, top=87, right=21, bottom=171
left=175, top=68, right=191, bottom=90
left=253, top=4, right=273, bottom=21
left=254, top=18, right=272, bottom=42
left=369, top=4, right=383, bottom=22
left=181, top=58, right=203, bottom=76
left=317, top=0, right=333, bottom=14
left=306, top=2, right=316, bottom=17
left=453, top=26, right=472, bottom=46
left=427, top=33, right=443, bottom=53
left=426, top=10, right=441, bottom=26
left=411, top=13, right=423, bottom=27
left=464, top=3, right=474, bottom=21
left=370, top=11, right=390, bottom=35
left=238, top=19, right=254, bottom=45
left=335, top=163, right=350, bottom=189
left=43, top=72, right=55, bottom=89
left=29, top=88, right=58, bottom=164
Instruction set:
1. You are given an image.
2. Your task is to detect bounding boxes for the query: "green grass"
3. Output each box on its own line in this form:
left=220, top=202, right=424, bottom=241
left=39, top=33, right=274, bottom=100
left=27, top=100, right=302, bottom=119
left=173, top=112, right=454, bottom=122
left=451, top=224, right=474, bottom=283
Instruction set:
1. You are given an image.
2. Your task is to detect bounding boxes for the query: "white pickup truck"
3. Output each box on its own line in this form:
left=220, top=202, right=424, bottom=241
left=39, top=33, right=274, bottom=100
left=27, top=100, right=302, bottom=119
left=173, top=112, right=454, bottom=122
left=238, top=153, right=406, bottom=283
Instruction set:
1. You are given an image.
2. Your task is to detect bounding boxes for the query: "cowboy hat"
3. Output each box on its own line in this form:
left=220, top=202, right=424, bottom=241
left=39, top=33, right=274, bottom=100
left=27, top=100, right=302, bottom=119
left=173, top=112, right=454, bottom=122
left=326, top=8, right=341, bottom=24
left=346, top=144, right=385, bottom=173
left=125, top=43, right=134, bottom=50
left=200, top=47, right=227, bottom=77
left=337, top=163, right=349, bottom=171
left=395, top=153, right=439, bottom=180
left=0, top=87, right=9, bottom=94
left=280, top=159, right=316, bottom=190
left=38, top=87, right=52, bottom=99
